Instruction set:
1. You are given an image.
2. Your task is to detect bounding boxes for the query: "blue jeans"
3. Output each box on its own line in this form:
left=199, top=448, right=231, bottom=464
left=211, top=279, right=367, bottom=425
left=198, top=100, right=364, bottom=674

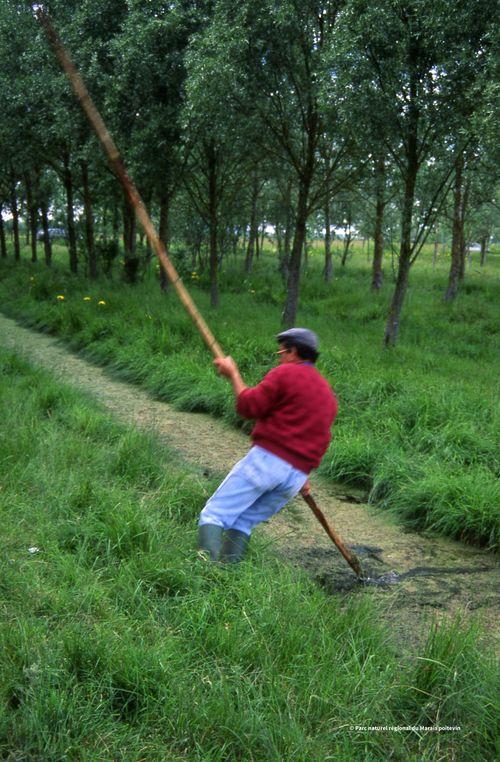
left=198, top=446, right=308, bottom=536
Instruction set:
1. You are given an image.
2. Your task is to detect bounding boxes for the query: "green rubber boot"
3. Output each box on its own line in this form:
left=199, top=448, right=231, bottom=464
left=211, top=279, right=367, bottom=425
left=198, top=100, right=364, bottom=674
left=220, top=529, right=250, bottom=563
left=197, top=524, right=223, bottom=561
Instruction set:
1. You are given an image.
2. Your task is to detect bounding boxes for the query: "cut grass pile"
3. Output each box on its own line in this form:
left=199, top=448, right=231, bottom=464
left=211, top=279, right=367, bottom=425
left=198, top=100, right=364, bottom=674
left=0, top=247, right=499, bottom=550
left=0, top=347, right=497, bottom=759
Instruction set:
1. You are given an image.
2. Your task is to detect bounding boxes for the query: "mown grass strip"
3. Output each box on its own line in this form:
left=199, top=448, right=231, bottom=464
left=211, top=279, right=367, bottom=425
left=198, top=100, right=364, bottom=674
left=0, top=347, right=497, bottom=760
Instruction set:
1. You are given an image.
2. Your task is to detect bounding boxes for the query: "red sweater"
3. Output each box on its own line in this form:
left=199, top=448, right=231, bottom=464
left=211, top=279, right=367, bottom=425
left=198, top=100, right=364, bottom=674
left=236, top=363, right=338, bottom=474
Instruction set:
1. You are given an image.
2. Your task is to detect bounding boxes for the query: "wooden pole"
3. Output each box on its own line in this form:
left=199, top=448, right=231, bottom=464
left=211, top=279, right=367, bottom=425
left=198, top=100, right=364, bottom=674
left=36, top=7, right=362, bottom=578
left=35, top=6, right=224, bottom=360
left=302, top=494, right=363, bottom=578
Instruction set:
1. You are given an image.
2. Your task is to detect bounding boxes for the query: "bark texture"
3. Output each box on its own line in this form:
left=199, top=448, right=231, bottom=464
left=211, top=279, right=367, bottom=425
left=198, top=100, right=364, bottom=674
left=63, top=153, right=78, bottom=274
left=81, top=161, right=97, bottom=278
left=40, top=199, right=52, bottom=266
left=282, top=178, right=309, bottom=327
left=371, top=157, right=386, bottom=291
left=122, top=195, right=138, bottom=283
left=244, top=173, right=259, bottom=274
left=324, top=200, right=332, bottom=282
left=384, top=130, right=418, bottom=345
left=159, top=193, right=171, bottom=292
left=24, top=172, right=38, bottom=263
left=444, top=153, right=465, bottom=301
left=10, top=173, right=20, bottom=261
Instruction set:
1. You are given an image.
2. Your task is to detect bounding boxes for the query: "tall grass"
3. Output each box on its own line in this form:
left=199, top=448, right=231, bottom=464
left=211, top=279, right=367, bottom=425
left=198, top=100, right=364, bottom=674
left=0, top=244, right=498, bottom=549
left=0, top=346, right=497, bottom=759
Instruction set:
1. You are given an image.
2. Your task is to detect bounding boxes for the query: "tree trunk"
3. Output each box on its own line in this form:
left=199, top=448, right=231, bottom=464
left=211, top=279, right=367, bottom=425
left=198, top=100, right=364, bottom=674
left=384, top=55, right=419, bottom=347
left=459, top=181, right=470, bottom=281
left=102, top=205, right=108, bottom=243
left=81, top=161, right=97, bottom=278
left=384, top=156, right=418, bottom=346
left=232, top=226, right=240, bottom=259
left=259, top=222, right=265, bottom=255
left=324, top=200, right=332, bottom=282
left=279, top=181, right=293, bottom=282
left=159, top=193, right=170, bottom=292
left=480, top=235, right=488, bottom=266
left=432, top=239, right=439, bottom=268
left=371, top=157, right=386, bottom=291
left=140, top=191, right=153, bottom=263
left=112, top=197, right=120, bottom=244
left=208, top=146, right=219, bottom=308
left=40, top=199, right=52, bottom=266
left=244, top=173, right=259, bottom=274
left=275, top=222, right=283, bottom=262
left=24, top=172, right=38, bottom=263
left=63, top=152, right=78, bottom=274
left=122, top=194, right=138, bottom=283
left=282, top=178, right=310, bottom=327
left=444, top=153, right=464, bottom=301
left=341, top=232, right=352, bottom=266
left=10, top=174, right=20, bottom=261
left=0, top=204, right=7, bottom=258
left=383, top=245, right=412, bottom=348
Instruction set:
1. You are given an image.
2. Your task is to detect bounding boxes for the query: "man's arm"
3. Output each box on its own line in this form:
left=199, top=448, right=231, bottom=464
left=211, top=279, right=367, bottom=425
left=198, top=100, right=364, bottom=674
left=214, top=357, right=281, bottom=418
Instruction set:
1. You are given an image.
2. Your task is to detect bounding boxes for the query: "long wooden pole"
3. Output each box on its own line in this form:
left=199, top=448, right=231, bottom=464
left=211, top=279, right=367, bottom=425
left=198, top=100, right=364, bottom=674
left=302, top=494, right=363, bottom=578
left=36, top=7, right=363, bottom=578
left=34, top=6, right=224, bottom=360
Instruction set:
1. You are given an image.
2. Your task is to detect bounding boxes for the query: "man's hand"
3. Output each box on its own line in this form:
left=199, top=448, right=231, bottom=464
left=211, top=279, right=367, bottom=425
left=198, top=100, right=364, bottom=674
left=214, top=356, right=238, bottom=379
left=300, top=478, right=311, bottom=497
left=214, top=356, right=248, bottom=397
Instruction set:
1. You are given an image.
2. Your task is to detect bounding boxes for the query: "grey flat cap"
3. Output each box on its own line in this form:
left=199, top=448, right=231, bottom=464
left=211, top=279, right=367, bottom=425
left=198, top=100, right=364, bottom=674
left=276, top=327, right=319, bottom=351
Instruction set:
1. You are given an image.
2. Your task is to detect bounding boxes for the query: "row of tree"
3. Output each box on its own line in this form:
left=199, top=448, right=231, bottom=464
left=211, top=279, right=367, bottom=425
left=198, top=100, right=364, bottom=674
left=1, top=1, right=498, bottom=344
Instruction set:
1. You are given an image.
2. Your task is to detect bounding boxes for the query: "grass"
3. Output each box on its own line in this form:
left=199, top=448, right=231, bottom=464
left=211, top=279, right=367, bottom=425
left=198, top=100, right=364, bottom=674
left=0, top=346, right=497, bottom=759
left=0, top=241, right=499, bottom=550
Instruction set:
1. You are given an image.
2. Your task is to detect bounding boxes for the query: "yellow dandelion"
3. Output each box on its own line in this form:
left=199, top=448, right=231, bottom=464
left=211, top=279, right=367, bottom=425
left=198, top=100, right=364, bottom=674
left=56, top=295, right=65, bottom=301
left=98, top=300, right=106, bottom=306
left=83, top=296, right=92, bottom=301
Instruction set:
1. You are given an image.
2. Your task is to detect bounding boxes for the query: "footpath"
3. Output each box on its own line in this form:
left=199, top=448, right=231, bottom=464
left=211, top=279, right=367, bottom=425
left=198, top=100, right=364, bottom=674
left=1, top=313, right=498, bottom=649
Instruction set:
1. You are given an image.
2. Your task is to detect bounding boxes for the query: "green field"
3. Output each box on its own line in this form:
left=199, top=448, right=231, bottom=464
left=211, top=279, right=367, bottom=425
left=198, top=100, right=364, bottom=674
left=0, top=243, right=498, bottom=549
left=0, top=346, right=497, bottom=760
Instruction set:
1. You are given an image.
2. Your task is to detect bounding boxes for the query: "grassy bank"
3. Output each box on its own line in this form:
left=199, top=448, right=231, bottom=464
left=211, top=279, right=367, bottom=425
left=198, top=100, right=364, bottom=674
left=0, top=346, right=497, bottom=759
left=0, top=247, right=499, bottom=550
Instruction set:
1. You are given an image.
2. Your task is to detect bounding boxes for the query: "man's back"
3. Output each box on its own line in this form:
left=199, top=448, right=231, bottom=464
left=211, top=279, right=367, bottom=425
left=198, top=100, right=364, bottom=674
left=236, top=363, right=338, bottom=473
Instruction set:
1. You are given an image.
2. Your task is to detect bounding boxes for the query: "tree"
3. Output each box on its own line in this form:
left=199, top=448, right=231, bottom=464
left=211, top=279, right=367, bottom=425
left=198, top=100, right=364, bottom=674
left=182, top=11, right=252, bottom=307
left=194, top=1, right=358, bottom=324
left=337, top=0, right=496, bottom=345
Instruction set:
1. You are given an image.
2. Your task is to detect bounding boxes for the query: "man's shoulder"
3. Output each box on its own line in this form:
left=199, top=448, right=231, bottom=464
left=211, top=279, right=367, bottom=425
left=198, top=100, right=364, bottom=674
left=258, top=364, right=296, bottom=390
left=273, top=363, right=331, bottom=387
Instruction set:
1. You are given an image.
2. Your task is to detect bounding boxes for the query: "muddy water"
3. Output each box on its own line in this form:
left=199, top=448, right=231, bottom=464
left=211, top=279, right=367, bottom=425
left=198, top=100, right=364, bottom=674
left=1, top=314, right=498, bottom=650
left=270, top=484, right=498, bottom=648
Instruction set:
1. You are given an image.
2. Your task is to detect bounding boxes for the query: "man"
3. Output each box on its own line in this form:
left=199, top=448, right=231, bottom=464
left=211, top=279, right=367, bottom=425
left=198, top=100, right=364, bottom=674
left=198, top=327, right=338, bottom=562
